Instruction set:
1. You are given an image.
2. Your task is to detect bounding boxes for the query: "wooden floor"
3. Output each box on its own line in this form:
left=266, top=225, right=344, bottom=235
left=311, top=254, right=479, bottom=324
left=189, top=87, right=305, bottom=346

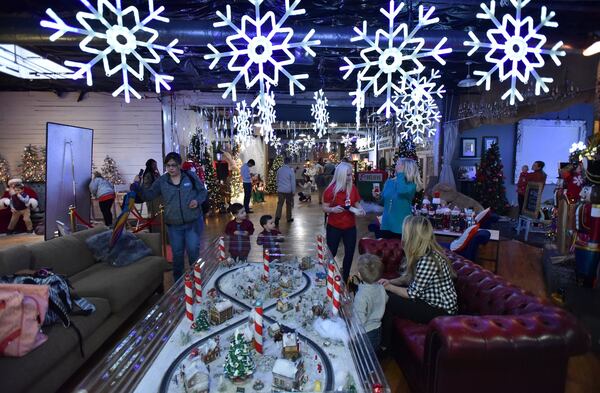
left=1, top=195, right=599, bottom=392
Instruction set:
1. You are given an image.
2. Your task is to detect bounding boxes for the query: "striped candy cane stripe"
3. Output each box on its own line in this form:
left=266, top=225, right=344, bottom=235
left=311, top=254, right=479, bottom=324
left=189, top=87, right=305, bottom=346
left=184, top=274, right=194, bottom=322
left=254, top=301, right=263, bottom=354
left=193, top=263, right=202, bottom=302
left=218, top=236, right=226, bottom=262
left=332, top=275, right=341, bottom=316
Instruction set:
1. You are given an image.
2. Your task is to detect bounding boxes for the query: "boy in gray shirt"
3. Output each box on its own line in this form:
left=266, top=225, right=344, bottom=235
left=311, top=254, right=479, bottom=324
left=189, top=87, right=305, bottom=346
left=353, top=254, right=388, bottom=349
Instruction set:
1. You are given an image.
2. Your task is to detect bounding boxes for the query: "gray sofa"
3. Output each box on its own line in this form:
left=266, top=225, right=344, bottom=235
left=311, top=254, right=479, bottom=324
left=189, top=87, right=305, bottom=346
left=0, top=226, right=168, bottom=393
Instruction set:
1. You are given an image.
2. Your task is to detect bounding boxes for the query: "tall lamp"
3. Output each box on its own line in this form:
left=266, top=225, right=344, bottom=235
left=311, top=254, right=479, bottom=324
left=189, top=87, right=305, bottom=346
left=351, top=151, right=360, bottom=183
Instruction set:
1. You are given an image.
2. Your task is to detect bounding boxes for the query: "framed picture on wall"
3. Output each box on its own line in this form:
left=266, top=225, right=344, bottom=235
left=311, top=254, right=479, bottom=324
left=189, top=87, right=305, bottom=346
left=482, top=136, right=499, bottom=152
left=460, top=138, right=477, bottom=158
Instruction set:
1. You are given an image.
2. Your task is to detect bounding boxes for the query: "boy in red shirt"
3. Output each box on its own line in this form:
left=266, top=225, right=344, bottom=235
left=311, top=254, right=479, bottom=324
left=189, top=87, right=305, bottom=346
left=256, top=214, right=284, bottom=260
left=516, top=165, right=529, bottom=214
left=224, top=203, right=254, bottom=262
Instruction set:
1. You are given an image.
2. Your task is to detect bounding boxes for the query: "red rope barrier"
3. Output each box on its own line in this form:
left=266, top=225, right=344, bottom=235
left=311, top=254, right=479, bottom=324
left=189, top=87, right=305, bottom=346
left=71, top=209, right=93, bottom=228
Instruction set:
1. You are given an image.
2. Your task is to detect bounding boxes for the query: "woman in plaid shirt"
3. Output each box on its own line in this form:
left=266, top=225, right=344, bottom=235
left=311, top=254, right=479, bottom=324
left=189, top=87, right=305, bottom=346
left=380, top=216, right=457, bottom=347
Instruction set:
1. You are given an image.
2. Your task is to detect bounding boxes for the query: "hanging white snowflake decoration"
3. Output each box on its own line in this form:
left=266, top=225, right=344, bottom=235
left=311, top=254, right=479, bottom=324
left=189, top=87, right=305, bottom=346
left=233, top=100, right=253, bottom=148
left=393, top=69, right=445, bottom=111
left=303, top=135, right=316, bottom=149
left=463, top=0, right=566, bottom=105
left=287, top=140, right=301, bottom=156
left=40, top=0, right=182, bottom=103
left=311, top=89, right=330, bottom=138
left=340, top=1, right=451, bottom=120
left=204, top=0, right=321, bottom=110
left=398, top=99, right=441, bottom=144
left=257, top=83, right=277, bottom=146
left=341, top=134, right=354, bottom=149
left=326, top=137, right=332, bottom=153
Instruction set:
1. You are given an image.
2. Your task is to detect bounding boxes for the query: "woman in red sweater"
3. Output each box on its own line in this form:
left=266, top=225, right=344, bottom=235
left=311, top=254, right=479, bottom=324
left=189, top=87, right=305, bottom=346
left=322, top=162, right=365, bottom=282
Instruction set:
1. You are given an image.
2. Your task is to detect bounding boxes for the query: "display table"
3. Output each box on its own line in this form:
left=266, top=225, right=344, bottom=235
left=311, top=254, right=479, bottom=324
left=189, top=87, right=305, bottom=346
left=74, top=237, right=389, bottom=393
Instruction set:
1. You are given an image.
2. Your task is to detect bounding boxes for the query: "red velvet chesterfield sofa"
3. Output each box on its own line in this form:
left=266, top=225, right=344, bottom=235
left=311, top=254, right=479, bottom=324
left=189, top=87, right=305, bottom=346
left=358, top=238, right=590, bottom=393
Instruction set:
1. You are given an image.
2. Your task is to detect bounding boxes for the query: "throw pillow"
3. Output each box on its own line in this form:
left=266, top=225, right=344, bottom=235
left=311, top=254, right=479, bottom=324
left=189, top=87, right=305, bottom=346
left=85, top=230, right=152, bottom=267
left=450, top=224, right=480, bottom=252
left=474, top=207, right=492, bottom=225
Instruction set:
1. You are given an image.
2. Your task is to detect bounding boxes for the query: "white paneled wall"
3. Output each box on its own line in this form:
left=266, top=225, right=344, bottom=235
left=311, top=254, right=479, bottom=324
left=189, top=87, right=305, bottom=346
left=0, top=92, right=163, bottom=187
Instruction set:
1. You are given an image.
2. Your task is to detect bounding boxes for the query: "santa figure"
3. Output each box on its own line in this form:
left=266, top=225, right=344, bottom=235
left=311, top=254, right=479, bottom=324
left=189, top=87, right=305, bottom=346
left=0, top=178, right=39, bottom=234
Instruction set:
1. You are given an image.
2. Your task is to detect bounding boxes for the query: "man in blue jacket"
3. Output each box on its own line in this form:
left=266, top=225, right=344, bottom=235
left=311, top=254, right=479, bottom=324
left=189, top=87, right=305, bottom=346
left=134, top=152, right=207, bottom=281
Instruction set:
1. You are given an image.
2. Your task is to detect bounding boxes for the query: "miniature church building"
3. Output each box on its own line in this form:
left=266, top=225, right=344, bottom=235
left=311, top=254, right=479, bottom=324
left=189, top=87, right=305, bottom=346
left=282, top=331, right=300, bottom=360
left=272, top=358, right=305, bottom=391
left=210, top=299, right=233, bottom=325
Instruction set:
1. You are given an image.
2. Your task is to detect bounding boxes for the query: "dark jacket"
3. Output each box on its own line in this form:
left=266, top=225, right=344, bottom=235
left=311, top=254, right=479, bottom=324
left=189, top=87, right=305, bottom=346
left=139, top=171, right=207, bottom=226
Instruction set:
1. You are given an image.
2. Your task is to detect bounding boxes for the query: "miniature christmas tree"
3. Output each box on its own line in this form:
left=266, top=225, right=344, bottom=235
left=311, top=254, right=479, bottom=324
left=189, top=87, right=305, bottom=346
left=101, top=155, right=125, bottom=185
left=192, top=310, right=210, bottom=332
left=203, top=151, right=226, bottom=214
left=0, top=155, right=11, bottom=184
left=394, top=139, right=423, bottom=205
left=473, top=143, right=509, bottom=214
left=223, top=332, right=255, bottom=381
left=266, top=155, right=283, bottom=194
left=19, top=144, right=45, bottom=182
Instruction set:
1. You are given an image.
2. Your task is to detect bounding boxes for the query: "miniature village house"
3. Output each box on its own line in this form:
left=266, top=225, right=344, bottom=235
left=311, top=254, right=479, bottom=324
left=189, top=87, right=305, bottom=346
left=186, top=370, right=209, bottom=393
left=282, top=331, right=300, bottom=360
left=272, top=358, right=305, bottom=391
left=210, top=299, right=233, bottom=325
left=276, top=298, right=291, bottom=313
left=268, top=323, right=282, bottom=341
left=299, top=256, right=313, bottom=270
left=270, top=285, right=282, bottom=298
left=314, top=272, right=327, bottom=287
left=199, top=338, right=220, bottom=364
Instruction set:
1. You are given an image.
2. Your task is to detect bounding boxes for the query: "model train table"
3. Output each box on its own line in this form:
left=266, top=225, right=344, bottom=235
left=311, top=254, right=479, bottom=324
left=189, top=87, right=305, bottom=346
left=75, top=238, right=389, bottom=393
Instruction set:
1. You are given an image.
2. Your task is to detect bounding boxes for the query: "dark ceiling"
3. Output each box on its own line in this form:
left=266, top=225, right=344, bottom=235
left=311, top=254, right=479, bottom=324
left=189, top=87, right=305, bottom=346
left=0, top=0, right=598, bottom=96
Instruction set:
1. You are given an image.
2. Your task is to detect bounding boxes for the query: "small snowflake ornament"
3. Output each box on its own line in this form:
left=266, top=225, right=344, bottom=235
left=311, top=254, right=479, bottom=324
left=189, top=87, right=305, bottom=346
left=234, top=100, right=253, bottom=148
left=287, top=140, right=301, bottom=156
left=257, top=83, right=277, bottom=146
left=464, top=0, right=566, bottom=104
left=341, top=134, right=354, bottom=149
left=303, top=135, right=316, bottom=149
left=41, top=0, right=183, bottom=103
left=398, top=99, right=441, bottom=144
left=311, top=90, right=330, bottom=138
left=340, top=0, right=451, bottom=119
left=204, top=0, right=321, bottom=110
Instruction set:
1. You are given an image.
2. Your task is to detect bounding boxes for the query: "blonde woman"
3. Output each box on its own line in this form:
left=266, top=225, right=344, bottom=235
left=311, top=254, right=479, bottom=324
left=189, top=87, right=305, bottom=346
left=322, top=162, right=366, bottom=282
left=380, top=216, right=457, bottom=346
left=374, top=158, right=423, bottom=239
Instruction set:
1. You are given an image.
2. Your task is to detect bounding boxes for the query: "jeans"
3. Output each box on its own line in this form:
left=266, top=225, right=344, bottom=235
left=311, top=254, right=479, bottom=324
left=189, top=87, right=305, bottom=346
left=243, top=182, right=252, bottom=213
left=98, top=198, right=114, bottom=226
left=366, top=327, right=381, bottom=349
left=326, top=224, right=357, bottom=283
left=167, top=221, right=200, bottom=282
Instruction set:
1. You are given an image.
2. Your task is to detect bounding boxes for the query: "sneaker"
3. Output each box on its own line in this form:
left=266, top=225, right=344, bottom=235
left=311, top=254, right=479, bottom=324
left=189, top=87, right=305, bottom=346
left=287, top=218, right=294, bottom=223
left=274, top=218, right=280, bottom=226
left=5, top=229, right=15, bottom=235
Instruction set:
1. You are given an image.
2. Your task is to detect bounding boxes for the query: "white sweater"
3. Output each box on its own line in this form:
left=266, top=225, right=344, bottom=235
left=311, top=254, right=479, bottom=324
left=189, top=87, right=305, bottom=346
left=353, top=283, right=388, bottom=333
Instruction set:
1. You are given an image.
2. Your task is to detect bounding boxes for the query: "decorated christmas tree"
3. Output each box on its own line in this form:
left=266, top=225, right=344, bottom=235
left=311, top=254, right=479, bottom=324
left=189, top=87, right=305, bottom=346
left=101, top=155, right=125, bottom=185
left=19, top=144, right=45, bottom=182
left=0, top=155, right=11, bottom=184
left=266, top=155, right=283, bottom=194
left=192, top=310, right=210, bottom=332
left=223, top=332, right=255, bottom=381
left=394, top=138, right=423, bottom=205
left=203, top=151, right=226, bottom=214
left=188, top=129, right=209, bottom=162
left=473, top=143, right=509, bottom=214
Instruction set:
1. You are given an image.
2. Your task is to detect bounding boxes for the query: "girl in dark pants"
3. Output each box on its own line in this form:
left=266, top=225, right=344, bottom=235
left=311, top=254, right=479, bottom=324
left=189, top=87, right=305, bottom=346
left=89, top=172, right=115, bottom=226
left=322, top=162, right=366, bottom=283
left=380, top=216, right=458, bottom=348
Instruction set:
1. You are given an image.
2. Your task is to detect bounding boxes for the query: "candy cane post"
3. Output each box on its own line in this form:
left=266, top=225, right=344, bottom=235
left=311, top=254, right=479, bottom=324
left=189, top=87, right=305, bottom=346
left=253, top=300, right=263, bottom=354
left=218, top=236, right=226, bottom=262
left=193, top=262, right=202, bottom=303
left=184, top=274, right=194, bottom=322
left=332, top=275, right=341, bottom=316
left=326, top=259, right=335, bottom=301
left=316, top=234, right=324, bottom=264
left=263, top=249, right=270, bottom=282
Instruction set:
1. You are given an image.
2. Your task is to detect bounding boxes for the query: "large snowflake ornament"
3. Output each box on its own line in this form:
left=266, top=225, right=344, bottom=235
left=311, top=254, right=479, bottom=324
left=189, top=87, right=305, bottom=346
left=311, top=90, right=330, bottom=138
left=341, top=134, right=354, bottom=149
left=393, top=69, right=445, bottom=111
left=41, top=0, right=182, bottom=103
left=205, top=0, right=321, bottom=110
left=340, top=1, right=451, bottom=119
left=398, top=99, right=441, bottom=144
left=257, top=83, right=277, bottom=146
left=303, top=135, right=316, bottom=149
left=234, top=100, right=253, bottom=148
left=464, top=0, right=566, bottom=105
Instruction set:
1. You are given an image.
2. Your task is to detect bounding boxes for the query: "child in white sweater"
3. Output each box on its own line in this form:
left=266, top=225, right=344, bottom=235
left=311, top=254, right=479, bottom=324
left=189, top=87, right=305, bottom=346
left=353, top=254, right=388, bottom=349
